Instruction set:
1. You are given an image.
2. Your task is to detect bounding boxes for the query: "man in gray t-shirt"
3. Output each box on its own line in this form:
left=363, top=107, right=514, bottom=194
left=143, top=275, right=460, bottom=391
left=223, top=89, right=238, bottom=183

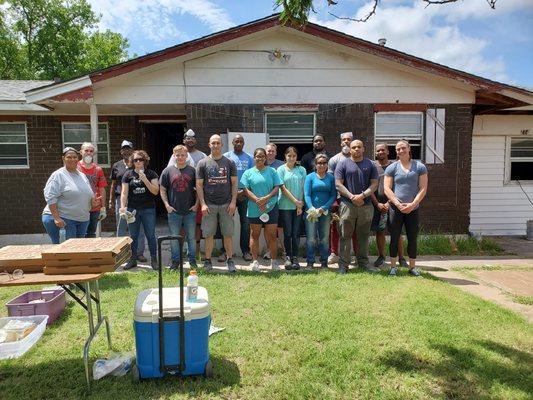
left=196, top=134, right=238, bottom=272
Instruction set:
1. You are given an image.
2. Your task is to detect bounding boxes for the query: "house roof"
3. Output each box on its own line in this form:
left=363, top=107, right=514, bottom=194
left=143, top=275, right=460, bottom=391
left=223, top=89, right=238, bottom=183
left=23, top=14, right=533, bottom=106
left=0, top=80, right=53, bottom=102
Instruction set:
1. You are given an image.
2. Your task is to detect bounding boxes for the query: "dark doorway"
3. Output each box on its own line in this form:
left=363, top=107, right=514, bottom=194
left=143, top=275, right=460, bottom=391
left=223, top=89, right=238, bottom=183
left=142, top=122, right=185, bottom=215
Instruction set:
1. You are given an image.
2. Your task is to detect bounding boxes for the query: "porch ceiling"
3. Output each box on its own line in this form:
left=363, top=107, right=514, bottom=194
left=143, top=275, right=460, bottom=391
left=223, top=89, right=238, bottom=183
left=40, top=102, right=186, bottom=116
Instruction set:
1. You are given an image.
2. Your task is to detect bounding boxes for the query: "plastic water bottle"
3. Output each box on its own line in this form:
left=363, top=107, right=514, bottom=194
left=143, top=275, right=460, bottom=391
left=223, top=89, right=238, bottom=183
left=186, top=270, right=198, bottom=302
left=59, top=228, right=66, bottom=243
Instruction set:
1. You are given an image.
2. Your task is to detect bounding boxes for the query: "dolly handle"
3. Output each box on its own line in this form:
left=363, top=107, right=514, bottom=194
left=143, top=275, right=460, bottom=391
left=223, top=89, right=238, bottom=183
left=157, top=234, right=185, bottom=374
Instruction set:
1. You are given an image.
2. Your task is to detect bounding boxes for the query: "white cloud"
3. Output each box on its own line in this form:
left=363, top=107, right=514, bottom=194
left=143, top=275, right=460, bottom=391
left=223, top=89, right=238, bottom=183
left=88, top=0, right=234, bottom=44
left=310, top=0, right=532, bottom=84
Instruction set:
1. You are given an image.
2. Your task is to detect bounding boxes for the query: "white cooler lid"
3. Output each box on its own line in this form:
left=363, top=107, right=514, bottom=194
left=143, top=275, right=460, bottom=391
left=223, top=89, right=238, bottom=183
left=134, top=287, right=210, bottom=323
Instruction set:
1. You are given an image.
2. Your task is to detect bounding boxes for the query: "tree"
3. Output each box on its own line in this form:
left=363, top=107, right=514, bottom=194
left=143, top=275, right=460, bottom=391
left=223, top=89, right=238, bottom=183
left=276, top=0, right=498, bottom=25
left=0, top=0, right=130, bottom=80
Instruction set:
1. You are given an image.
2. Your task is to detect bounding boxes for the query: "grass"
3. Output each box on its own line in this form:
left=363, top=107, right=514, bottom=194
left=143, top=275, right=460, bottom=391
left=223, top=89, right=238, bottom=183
left=0, top=269, right=532, bottom=400
left=368, top=235, right=504, bottom=256
left=513, top=296, right=533, bottom=306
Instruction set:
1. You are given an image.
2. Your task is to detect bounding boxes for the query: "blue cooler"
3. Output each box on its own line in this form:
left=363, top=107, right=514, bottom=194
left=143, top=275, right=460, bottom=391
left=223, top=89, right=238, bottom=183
left=133, top=286, right=211, bottom=378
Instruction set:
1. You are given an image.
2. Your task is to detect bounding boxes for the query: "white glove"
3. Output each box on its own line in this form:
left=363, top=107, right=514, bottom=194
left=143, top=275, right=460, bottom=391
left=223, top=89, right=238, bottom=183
left=98, top=207, right=107, bottom=221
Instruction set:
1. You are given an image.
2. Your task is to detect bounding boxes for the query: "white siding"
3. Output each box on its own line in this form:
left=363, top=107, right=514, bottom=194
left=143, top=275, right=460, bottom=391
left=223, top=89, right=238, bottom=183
left=93, top=30, right=474, bottom=105
left=470, top=134, right=533, bottom=236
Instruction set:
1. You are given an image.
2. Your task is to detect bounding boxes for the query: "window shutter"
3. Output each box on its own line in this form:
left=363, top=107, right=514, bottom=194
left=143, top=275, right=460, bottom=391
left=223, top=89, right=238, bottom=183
left=425, top=108, right=445, bottom=164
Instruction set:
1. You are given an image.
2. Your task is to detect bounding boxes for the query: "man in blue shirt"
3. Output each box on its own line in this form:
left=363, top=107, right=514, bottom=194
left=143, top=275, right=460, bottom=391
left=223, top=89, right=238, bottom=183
left=222, top=134, right=254, bottom=261
left=335, top=139, right=379, bottom=274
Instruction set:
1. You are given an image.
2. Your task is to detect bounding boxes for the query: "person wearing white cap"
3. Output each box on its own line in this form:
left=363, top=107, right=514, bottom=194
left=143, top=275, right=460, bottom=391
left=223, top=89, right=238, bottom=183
left=109, top=140, right=147, bottom=261
left=167, top=129, right=207, bottom=168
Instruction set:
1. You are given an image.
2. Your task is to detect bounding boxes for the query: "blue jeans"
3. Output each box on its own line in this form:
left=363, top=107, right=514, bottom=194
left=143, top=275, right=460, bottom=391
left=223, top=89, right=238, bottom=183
left=127, top=207, right=157, bottom=259
left=85, top=210, right=100, bottom=238
left=305, top=214, right=331, bottom=263
left=42, top=214, right=90, bottom=244
left=116, top=197, right=145, bottom=256
left=279, top=209, right=302, bottom=259
left=168, top=211, right=196, bottom=263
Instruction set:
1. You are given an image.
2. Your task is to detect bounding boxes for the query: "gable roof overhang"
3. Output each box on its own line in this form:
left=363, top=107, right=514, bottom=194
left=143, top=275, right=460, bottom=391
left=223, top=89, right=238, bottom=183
left=24, top=14, right=533, bottom=110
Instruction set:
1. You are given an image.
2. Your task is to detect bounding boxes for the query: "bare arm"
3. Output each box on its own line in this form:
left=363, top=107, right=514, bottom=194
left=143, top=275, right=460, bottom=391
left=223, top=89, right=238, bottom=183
left=160, top=186, right=176, bottom=213
left=384, top=176, right=400, bottom=206
left=335, top=178, right=354, bottom=200
left=120, top=183, right=129, bottom=211
left=48, top=203, right=65, bottom=228
left=411, top=174, right=428, bottom=207
left=108, top=181, right=117, bottom=208
left=281, top=185, right=303, bottom=207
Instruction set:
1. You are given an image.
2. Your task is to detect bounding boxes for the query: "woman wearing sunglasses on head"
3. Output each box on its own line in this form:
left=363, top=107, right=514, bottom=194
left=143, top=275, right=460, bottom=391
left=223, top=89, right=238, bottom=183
left=119, top=150, right=160, bottom=270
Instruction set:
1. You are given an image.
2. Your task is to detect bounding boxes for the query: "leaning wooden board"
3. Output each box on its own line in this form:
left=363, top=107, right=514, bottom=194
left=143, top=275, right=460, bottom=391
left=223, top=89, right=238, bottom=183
left=0, top=244, right=57, bottom=272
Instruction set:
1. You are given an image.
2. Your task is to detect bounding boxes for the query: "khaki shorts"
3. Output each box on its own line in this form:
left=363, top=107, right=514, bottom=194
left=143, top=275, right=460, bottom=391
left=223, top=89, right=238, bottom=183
left=201, top=203, right=234, bottom=237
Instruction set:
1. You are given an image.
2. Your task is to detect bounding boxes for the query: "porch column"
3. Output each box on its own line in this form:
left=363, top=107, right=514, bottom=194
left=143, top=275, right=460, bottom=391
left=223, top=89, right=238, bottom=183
left=89, top=103, right=99, bottom=164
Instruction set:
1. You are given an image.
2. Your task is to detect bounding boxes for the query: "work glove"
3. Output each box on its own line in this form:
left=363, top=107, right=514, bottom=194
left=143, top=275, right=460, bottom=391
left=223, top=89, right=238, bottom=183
left=98, top=207, right=107, bottom=221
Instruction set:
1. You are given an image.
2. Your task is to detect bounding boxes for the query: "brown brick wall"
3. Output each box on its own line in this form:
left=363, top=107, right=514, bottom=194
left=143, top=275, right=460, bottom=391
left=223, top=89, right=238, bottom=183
left=0, top=105, right=472, bottom=235
left=0, top=115, right=136, bottom=235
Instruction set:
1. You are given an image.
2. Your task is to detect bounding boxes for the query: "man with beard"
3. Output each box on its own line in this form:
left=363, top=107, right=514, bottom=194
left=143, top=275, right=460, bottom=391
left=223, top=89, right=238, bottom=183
left=167, top=129, right=207, bottom=167
left=327, top=132, right=358, bottom=264
left=371, top=143, right=407, bottom=268
left=301, top=134, right=330, bottom=174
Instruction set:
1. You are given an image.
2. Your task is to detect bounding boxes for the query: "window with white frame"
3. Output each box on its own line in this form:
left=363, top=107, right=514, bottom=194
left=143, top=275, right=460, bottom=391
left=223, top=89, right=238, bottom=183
left=265, top=113, right=315, bottom=143
left=510, top=137, right=533, bottom=181
left=0, top=122, right=28, bottom=167
left=62, top=122, right=110, bottom=165
left=374, top=113, right=423, bottom=160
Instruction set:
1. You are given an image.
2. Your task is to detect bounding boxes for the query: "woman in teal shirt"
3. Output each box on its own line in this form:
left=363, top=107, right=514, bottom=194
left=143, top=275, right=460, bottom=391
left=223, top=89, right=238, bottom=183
left=240, top=148, right=282, bottom=272
left=277, top=147, right=307, bottom=270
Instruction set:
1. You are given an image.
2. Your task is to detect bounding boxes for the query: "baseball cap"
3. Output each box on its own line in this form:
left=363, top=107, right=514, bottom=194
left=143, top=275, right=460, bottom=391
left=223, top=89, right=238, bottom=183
left=62, top=147, right=79, bottom=156
left=121, top=140, right=133, bottom=149
left=184, top=129, right=195, bottom=138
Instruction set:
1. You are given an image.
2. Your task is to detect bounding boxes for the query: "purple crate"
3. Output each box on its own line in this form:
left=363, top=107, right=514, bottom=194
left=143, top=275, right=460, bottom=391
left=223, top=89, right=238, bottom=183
left=6, top=289, right=65, bottom=325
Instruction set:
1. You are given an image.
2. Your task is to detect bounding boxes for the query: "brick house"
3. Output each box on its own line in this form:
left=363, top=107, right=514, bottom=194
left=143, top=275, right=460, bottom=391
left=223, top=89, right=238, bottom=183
left=1, top=14, right=532, bottom=236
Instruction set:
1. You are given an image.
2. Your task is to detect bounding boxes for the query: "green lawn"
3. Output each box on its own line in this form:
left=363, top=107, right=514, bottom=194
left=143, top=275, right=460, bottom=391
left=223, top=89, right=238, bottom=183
left=0, top=269, right=531, bottom=400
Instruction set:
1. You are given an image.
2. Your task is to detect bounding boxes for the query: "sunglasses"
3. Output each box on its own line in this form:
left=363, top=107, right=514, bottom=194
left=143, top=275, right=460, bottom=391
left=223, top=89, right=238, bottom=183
left=133, top=158, right=145, bottom=162
left=0, top=269, right=24, bottom=281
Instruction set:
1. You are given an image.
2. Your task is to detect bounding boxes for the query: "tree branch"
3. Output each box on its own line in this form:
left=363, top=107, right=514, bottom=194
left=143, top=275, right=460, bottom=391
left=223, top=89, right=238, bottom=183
left=423, top=0, right=497, bottom=8
left=328, top=0, right=378, bottom=22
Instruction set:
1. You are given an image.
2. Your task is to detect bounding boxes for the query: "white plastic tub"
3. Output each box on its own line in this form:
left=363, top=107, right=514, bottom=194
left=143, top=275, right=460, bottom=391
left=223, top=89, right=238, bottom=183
left=0, top=315, right=48, bottom=360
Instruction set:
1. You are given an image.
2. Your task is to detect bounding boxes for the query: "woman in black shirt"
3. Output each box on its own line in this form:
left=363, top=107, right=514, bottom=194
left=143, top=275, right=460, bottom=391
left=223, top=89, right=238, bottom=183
left=120, top=150, right=159, bottom=270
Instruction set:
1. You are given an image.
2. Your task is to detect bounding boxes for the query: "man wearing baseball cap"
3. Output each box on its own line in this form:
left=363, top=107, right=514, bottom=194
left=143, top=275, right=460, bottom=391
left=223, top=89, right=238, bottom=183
left=109, top=139, right=147, bottom=262
left=167, top=129, right=207, bottom=168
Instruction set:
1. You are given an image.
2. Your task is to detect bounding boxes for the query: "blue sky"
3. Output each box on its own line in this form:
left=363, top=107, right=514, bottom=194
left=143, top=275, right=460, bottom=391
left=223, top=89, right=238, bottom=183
left=88, top=0, right=533, bottom=88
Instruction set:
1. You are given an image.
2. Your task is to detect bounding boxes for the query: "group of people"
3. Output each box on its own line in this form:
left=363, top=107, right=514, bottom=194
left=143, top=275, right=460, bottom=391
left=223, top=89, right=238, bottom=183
left=41, top=128, right=428, bottom=276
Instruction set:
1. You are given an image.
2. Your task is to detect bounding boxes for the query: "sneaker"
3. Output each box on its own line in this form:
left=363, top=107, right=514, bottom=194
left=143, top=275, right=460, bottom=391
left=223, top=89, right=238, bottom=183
left=136, top=255, right=147, bottom=263
left=364, top=266, right=380, bottom=273
left=227, top=258, right=236, bottom=273
left=270, top=259, right=280, bottom=271
left=399, top=256, right=409, bottom=268
left=169, top=260, right=180, bottom=270
left=291, top=258, right=301, bottom=270
left=284, top=256, right=292, bottom=268
left=203, top=258, right=213, bottom=271
left=123, top=258, right=137, bottom=271
left=305, top=262, right=314, bottom=270
left=243, top=252, right=253, bottom=262
left=251, top=260, right=260, bottom=272
left=150, top=257, right=159, bottom=270
left=389, top=267, right=397, bottom=276
left=189, top=261, right=198, bottom=270
left=217, top=253, right=227, bottom=262
left=327, top=253, right=339, bottom=264
left=373, top=255, right=385, bottom=268
left=408, top=268, right=421, bottom=277
left=338, top=266, right=347, bottom=275
left=263, top=251, right=271, bottom=260
left=320, top=261, right=328, bottom=269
